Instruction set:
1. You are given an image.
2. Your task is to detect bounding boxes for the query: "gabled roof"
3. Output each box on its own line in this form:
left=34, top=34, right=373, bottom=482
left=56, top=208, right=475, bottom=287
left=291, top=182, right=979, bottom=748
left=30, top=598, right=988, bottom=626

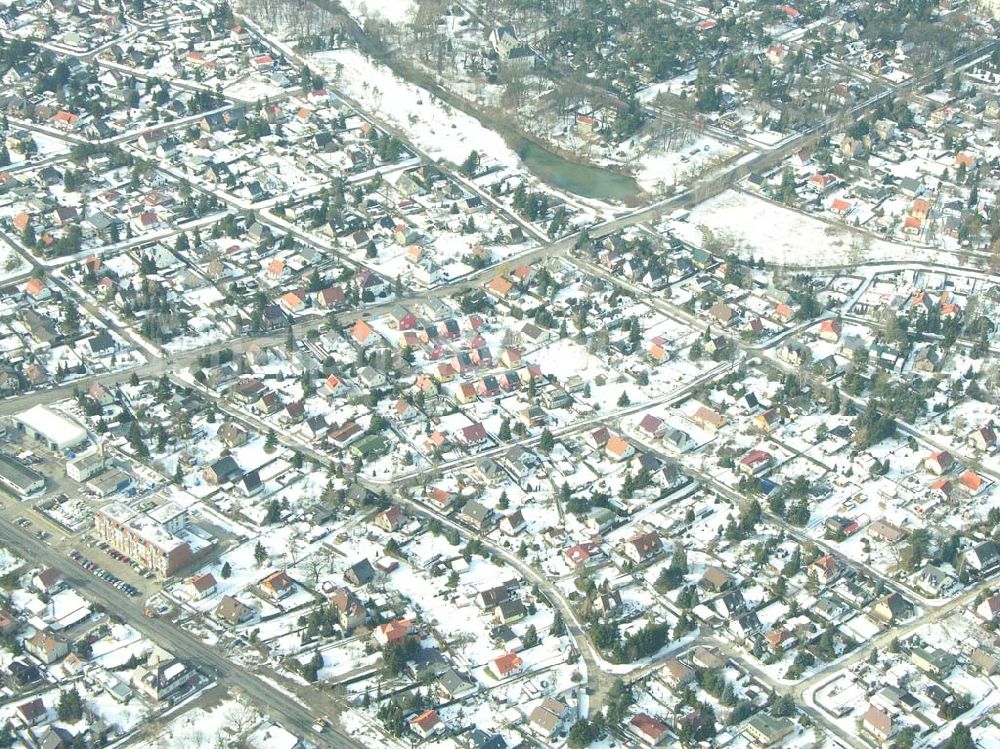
left=491, top=652, right=522, bottom=676
left=351, top=319, right=375, bottom=343
left=410, top=709, right=441, bottom=732
left=606, top=435, right=632, bottom=457
left=188, top=573, right=217, bottom=592
left=863, top=706, right=892, bottom=733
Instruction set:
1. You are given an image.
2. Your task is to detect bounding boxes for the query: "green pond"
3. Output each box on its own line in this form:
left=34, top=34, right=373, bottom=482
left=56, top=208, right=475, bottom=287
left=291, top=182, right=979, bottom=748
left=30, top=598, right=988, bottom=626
left=515, top=139, right=643, bottom=204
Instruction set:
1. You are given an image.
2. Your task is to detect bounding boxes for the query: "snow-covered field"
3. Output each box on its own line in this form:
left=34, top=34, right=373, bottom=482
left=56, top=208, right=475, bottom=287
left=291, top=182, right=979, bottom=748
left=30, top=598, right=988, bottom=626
left=338, top=0, right=414, bottom=24
left=632, top=136, right=739, bottom=193
left=131, top=697, right=261, bottom=749
left=7, top=132, right=69, bottom=165
left=310, top=49, right=518, bottom=170
left=0, top=243, right=29, bottom=282
left=224, top=76, right=286, bottom=101
left=308, top=48, right=614, bottom=221
left=688, top=190, right=958, bottom=267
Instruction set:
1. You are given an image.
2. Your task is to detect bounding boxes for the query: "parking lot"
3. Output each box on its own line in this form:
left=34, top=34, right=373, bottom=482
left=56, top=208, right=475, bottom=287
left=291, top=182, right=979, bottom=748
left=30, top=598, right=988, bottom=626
left=68, top=548, right=140, bottom=598
left=0, top=425, right=166, bottom=599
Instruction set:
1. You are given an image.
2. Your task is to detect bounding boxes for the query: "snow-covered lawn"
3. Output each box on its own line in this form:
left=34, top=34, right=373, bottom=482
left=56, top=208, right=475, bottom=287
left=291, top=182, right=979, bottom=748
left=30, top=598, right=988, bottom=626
left=310, top=49, right=518, bottom=170
left=131, top=697, right=262, bottom=749
left=687, top=190, right=962, bottom=267
left=633, top=135, right=739, bottom=193
left=0, top=243, right=28, bottom=282
left=338, top=0, right=415, bottom=24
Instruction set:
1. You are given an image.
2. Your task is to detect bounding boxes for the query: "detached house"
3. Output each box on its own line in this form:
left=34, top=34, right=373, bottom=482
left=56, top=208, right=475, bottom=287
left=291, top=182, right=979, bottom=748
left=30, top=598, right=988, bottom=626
left=959, top=470, right=985, bottom=496
left=351, top=319, right=376, bottom=346
left=25, top=632, right=68, bottom=664
left=830, top=198, right=851, bottom=215
left=693, top=406, right=725, bottom=432
left=964, top=541, right=1000, bottom=575
left=373, top=619, right=412, bottom=647
left=708, top=302, right=735, bottom=326
left=968, top=425, right=996, bottom=452
left=52, top=110, right=79, bottom=130
left=818, top=318, right=842, bottom=342
left=976, top=594, right=1000, bottom=622
left=862, top=706, right=893, bottom=743
left=316, top=286, right=346, bottom=309
left=605, top=435, right=635, bottom=461
left=23, top=277, right=50, bottom=301
left=186, top=573, right=217, bottom=600
left=744, top=714, right=795, bottom=747
left=527, top=698, right=568, bottom=738
left=490, top=652, right=522, bottom=679
left=808, top=173, right=838, bottom=192
left=374, top=506, right=405, bottom=532
left=499, top=510, right=526, bottom=535
left=33, top=568, right=62, bottom=594
left=489, top=25, right=519, bottom=55
left=624, top=531, right=663, bottom=564
left=739, top=449, right=773, bottom=476
left=923, top=450, right=955, bottom=475
left=808, top=554, right=840, bottom=585
left=260, top=570, right=294, bottom=600
left=410, top=710, right=444, bottom=740
left=279, top=290, right=306, bottom=314
left=660, top=658, right=695, bottom=690
left=329, top=587, right=366, bottom=630
left=486, top=275, right=514, bottom=300
left=753, top=409, right=780, bottom=432
left=215, top=596, right=253, bottom=626
left=871, top=592, right=912, bottom=624
left=637, top=414, right=665, bottom=438
left=457, top=422, right=488, bottom=447
left=15, top=698, right=46, bottom=727
left=461, top=500, right=493, bottom=531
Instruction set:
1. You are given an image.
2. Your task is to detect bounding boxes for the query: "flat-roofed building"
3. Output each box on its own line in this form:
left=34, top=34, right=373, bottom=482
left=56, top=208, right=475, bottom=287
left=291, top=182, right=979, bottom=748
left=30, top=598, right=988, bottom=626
left=66, top=448, right=108, bottom=482
left=86, top=469, right=134, bottom=498
left=95, top=502, right=192, bottom=577
left=14, top=405, right=87, bottom=451
left=0, top=454, right=44, bottom=496
left=147, top=502, right=187, bottom=533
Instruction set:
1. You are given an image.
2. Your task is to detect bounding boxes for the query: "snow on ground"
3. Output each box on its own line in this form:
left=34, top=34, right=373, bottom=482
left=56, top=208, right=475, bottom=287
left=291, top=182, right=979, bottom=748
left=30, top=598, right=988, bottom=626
left=91, top=623, right=150, bottom=668
left=633, top=136, right=739, bottom=193
left=224, top=76, right=286, bottom=101
left=131, top=697, right=261, bottom=749
left=340, top=708, right=405, bottom=749
left=315, top=639, right=378, bottom=681
left=310, top=49, right=519, bottom=170
left=7, top=132, right=69, bottom=165
left=338, top=0, right=415, bottom=24
left=0, top=243, right=29, bottom=282
left=89, top=689, right=150, bottom=735
left=0, top=547, right=20, bottom=576
left=306, top=49, right=615, bottom=222
left=688, top=190, right=961, bottom=267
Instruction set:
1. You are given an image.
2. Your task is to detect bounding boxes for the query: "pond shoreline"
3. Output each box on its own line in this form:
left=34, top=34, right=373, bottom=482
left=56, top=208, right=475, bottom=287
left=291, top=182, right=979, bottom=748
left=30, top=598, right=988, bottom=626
left=301, top=1, right=649, bottom=204
left=512, top=137, right=645, bottom=205
left=367, top=47, right=647, bottom=205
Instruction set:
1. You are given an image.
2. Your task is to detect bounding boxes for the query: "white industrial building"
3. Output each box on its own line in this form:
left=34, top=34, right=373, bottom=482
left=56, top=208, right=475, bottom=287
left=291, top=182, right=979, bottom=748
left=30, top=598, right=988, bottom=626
left=14, top=405, right=88, bottom=451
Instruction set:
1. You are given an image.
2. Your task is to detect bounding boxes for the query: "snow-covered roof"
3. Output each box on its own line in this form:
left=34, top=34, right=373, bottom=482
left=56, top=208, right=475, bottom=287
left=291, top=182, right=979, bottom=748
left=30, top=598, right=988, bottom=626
left=14, top=404, right=87, bottom=449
